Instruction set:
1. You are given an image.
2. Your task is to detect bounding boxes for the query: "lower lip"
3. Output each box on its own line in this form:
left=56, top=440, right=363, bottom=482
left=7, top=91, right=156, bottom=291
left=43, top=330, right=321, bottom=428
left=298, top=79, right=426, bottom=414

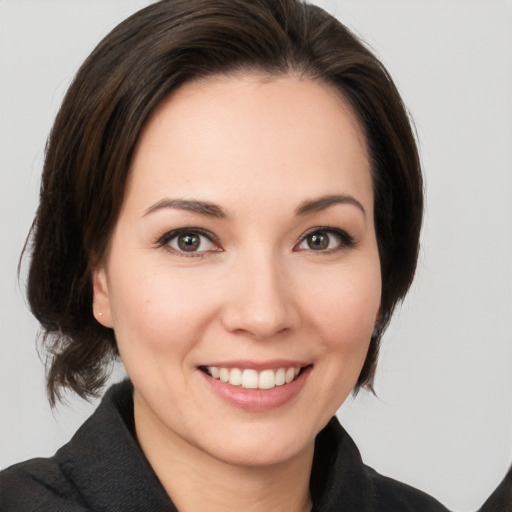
left=199, top=366, right=312, bottom=412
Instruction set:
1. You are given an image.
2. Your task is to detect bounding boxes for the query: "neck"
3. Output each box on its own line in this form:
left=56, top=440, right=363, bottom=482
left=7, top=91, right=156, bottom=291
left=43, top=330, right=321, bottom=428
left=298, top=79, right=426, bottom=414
left=134, top=395, right=314, bottom=512
left=159, top=447, right=313, bottom=512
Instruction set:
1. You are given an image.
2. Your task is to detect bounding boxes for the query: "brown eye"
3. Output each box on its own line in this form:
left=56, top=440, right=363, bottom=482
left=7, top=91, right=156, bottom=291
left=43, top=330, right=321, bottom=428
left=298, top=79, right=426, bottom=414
left=296, top=228, right=355, bottom=252
left=163, top=230, right=218, bottom=253
left=177, top=233, right=201, bottom=252
left=306, top=232, right=329, bottom=250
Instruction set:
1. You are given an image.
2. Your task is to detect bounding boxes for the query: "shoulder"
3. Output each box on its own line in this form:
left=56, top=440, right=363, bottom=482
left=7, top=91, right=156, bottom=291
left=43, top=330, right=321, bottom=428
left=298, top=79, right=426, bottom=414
left=0, top=382, right=132, bottom=512
left=365, top=465, right=449, bottom=512
left=0, top=457, right=89, bottom=512
left=0, top=381, right=171, bottom=512
left=312, top=417, right=450, bottom=511
left=478, top=465, right=512, bottom=512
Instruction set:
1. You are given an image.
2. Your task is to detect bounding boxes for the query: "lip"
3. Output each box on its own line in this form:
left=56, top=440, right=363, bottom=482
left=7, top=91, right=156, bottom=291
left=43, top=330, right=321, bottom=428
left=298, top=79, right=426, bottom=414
left=198, top=363, right=313, bottom=412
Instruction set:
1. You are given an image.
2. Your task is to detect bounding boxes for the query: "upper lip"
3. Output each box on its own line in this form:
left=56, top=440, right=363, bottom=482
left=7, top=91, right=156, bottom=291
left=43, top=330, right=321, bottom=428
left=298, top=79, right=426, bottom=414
left=199, top=360, right=311, bottom=371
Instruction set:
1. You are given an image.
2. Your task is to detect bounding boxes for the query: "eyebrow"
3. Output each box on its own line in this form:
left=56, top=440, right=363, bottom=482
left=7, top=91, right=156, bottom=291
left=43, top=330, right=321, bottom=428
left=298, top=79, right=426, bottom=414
left=143, top=198, right=229, bottom=219
left=143, top=194, right=365, bottom=220
left=295, top=194, right=366, bottom=218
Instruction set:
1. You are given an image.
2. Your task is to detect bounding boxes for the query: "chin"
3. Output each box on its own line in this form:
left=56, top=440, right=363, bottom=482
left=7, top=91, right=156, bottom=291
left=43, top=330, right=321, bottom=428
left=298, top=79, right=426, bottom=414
left=209, top=434, right=312, bottom=468
left=193, top=415, right=323, bottom=468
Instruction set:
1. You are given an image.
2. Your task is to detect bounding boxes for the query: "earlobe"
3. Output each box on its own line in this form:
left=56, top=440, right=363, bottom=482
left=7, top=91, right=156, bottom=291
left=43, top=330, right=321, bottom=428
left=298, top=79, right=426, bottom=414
left=92, top=267, right=114, bottom=328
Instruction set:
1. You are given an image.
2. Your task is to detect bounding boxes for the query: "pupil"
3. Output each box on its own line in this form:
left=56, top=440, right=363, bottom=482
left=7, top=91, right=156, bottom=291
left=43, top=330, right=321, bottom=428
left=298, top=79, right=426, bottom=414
left=178, top=233, right=200, bottom=251
left=308, top=232, right=328, bottom=250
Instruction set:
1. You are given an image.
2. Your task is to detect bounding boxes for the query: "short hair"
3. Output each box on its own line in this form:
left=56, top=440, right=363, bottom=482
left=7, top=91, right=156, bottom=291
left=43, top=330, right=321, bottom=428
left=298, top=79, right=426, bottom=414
left=25, top=0, right=422, bottom=405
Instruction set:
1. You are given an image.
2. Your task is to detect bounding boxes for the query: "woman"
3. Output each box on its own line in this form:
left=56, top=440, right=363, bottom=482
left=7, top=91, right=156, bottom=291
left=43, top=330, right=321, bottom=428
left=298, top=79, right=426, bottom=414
left=0, top=0, right=451, bottom=510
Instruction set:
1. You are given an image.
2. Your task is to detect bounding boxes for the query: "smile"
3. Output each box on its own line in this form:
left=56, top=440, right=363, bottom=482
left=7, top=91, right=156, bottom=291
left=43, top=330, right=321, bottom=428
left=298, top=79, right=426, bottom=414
left=201, top=366, right=305, bottom=390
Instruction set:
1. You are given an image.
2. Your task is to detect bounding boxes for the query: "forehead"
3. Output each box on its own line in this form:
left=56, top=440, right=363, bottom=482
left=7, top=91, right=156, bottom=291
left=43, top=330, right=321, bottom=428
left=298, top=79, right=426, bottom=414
left=140, top=72, right=368, bottom=159
left=124, top=73, right=372, bottom=216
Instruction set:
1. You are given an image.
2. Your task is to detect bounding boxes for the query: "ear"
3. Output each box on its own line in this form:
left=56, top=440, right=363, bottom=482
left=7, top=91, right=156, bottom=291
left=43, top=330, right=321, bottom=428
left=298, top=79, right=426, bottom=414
left=92, top=266, right=114, bottom=328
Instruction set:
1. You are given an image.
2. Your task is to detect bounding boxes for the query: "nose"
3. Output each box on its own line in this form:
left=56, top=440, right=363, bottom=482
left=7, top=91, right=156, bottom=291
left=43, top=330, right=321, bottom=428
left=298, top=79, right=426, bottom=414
left=220, top=252, right=300, bottom=340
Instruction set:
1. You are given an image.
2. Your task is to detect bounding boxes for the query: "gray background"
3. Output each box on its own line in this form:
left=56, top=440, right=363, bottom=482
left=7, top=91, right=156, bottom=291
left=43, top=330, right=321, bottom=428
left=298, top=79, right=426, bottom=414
left=1, top=1, right=511, bottom=510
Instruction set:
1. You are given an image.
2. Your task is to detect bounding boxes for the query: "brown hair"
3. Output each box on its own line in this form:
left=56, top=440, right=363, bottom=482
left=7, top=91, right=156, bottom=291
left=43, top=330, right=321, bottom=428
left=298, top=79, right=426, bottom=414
left=25, top=0, right=422, bottom=405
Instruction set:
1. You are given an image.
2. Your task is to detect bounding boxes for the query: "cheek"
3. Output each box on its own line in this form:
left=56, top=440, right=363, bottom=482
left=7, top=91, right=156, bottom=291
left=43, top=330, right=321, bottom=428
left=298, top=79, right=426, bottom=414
left=305, top=261, right=381, bottom=346
left=107, top=264, right=220, bottom=357
left=293, top=260, right=381, bottom=421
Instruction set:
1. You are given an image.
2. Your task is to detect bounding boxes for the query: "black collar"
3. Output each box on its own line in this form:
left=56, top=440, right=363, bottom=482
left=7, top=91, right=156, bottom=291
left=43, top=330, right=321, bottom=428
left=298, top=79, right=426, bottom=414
left=54, top=380, right=438, bottom=512
left=55, top=380, right=175, bottom=511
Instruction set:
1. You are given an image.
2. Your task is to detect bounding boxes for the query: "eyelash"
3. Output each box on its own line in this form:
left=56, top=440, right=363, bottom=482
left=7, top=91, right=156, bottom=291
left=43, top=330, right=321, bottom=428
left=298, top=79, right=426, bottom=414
left=156, top=226, right=356, bottom=257
left=294, top=226, right=356, bottom=254
left=156, top=227, right=222, bottom=257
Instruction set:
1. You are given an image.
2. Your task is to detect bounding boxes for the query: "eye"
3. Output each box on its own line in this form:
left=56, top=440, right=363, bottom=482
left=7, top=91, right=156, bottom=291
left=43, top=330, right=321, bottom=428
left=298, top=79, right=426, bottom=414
left=158, top=228, right=220, bottom=254
left=296, top=228, right=355, bottom=252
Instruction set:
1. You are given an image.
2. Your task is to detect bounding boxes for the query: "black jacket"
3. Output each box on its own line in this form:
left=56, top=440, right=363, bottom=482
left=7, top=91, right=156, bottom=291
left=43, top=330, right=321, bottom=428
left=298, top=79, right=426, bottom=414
left=1, top=380, right=449, bottom=511
left=478, top=466, right=512, bottom=512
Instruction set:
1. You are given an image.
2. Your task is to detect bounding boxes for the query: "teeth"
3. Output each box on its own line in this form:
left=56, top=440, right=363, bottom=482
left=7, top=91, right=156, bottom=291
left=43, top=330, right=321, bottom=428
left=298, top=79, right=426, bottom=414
left=275, top=368, right=286, bottom=386
left=259, top=369, right=275, bottom=390
left=219, top=367, right=229, bottom=383
left=241, top=369, right=258, bottom=389
left=229, top=368, right=242, bottom=386
left=205, top=366, right=303, bottom=389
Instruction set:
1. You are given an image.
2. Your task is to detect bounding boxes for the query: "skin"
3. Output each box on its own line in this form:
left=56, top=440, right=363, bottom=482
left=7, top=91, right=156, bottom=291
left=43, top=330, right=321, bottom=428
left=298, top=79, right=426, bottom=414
left=93, top=73, right=381, bottom=511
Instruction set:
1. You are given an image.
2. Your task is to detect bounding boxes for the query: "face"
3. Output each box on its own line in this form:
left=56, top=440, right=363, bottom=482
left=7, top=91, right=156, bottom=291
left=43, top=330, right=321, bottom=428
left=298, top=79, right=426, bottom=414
left=93, top=74, right=381, bottom=467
